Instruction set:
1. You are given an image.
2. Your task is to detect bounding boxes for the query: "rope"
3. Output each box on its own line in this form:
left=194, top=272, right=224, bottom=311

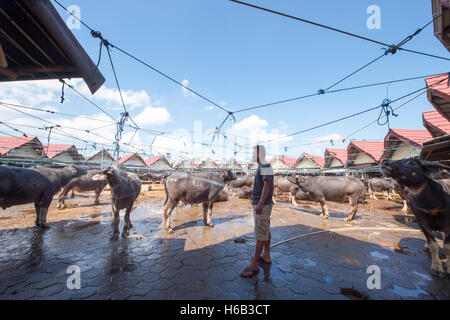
left=377, top=99, right=398, bottom=129
left=271, top=227, right=422, bottom=248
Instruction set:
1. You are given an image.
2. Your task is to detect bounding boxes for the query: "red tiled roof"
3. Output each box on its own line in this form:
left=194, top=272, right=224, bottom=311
left=0, top=136, right=40, bottom=155
left=423, top=110, right=450, bottom=137
left=119, top=153, right=146, bottom=166
left=426, top=74, right=450, bottom=101
left=145, top=156, right=161, bottom=166
left=386, top=129, right=432, bottom=146
left=325, top=148, right=348, bottom=165
left=272, top=155, right=298, bottom=168
left=43, top=144, right=76, bottom=159
left=300, top=153, right=325, bottom=168
left=87, top=149, right=114, bottom=161
left=348, top=141, right=384, bottom=163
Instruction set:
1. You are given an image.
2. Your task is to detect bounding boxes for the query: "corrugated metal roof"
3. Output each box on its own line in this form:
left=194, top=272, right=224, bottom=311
left=423, top=110, right=450, bottom=137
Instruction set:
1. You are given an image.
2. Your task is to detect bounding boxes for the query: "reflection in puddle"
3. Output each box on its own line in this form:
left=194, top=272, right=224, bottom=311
left=370, top=251, right=388, bottom=260
left=389, top=284, right=427, bottom=298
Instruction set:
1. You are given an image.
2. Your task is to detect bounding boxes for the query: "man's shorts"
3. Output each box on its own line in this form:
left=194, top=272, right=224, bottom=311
left=253, top=204, right=273, bottom=241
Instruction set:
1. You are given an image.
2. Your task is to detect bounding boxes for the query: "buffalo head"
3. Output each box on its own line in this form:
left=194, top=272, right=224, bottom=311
left=66, top=165, right=87, bottom=178
left=219, top=169, right=236, bottom=182
left=287, top=176, right=306, bottom=186
left=382, top=159, right=450, bottom=188
left=92, top=167, right=114, bottom=181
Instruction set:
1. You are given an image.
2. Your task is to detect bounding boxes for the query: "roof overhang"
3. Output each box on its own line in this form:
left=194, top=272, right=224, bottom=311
left=0, top=0, right=104, bottom=93
left=421, top=134, right=450, bottom=161
left=432, top=0, right=450, bottom=52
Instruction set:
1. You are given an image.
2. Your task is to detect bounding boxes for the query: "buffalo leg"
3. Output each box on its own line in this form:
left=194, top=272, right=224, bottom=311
left=318, top=198, right=329, bottom=219
left=422, top=228, right=445, bottom=276
left=272, top=196, right=277, bottom=204
left=122, top=205, right=133, bottom=238
left=34, top=203, right=41, bottom=227
left=94, top=190, right=101, bottom=205
left=70, top=190, right=75, bottom=198
left=345, top=196, right=359, bottom=222
left=290, top=193, right=298, bottom=207
left=38, top=207, right=50, bottom=229
left=205, top=202, right=214, bottom=227
left=202, top=203, right=208, bottom=225
left=401, top=200, right=408, bottom=212
left=163, top=201, right=176, bottom=233
left=111, top=209, right=121, bottom=241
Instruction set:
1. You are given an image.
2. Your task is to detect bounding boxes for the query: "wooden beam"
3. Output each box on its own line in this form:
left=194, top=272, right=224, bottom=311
left=0, top=43, right=7, bottom=68
left=0, top=67, right=18, bottom=80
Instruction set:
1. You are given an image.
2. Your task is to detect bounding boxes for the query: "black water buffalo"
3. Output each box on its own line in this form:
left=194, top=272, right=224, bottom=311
left=367, top=178, right=394, bottom=200
left=273, top=176, right=300, bottom=206
left=163, top=170, right=236, bottom=233
left=140, top=171, right=172, bottom=182
left=93, top=167, right=141, bottom=241
left=57, top=170, right=107, bottom=210
left=0, top=165, right=87, bottom=228
left=382, top=159, right=450, bottom=277
left=287, top=176, right=366, bottom=221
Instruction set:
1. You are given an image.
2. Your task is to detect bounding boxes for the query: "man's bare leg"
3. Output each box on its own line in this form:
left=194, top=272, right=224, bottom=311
left=260, top=232, right=271, bottom=263
left=242, top=241, right=264, bottom=276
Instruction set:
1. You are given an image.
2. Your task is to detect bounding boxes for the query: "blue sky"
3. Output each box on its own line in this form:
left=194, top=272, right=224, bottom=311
left=1, top=0, right=448, bottom=163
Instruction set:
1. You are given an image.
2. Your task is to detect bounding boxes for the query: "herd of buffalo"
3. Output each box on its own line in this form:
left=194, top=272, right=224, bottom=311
left=0, top=158, right=449, bottom=276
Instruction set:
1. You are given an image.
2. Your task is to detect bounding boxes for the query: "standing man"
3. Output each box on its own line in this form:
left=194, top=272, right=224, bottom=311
left=241, top=145, right=274, bottom=277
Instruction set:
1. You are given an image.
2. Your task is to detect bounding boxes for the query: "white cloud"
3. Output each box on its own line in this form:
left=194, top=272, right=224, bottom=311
left=205, top=105, right=214, bottom=111
left=181, top=79, right=195, bottom=98
left=133, top=106, right=171, bottom=126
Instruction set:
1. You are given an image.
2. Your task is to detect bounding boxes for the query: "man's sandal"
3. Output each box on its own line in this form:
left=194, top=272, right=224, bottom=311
left=240, top=267, right=259, bottom=278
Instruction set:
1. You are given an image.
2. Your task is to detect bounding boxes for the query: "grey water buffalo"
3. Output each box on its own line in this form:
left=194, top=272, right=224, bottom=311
left=215, top=189, right=229, bottom=202
left=227, top=175, right=253, bottom=189
left=367, top=178, right=394, bottom=200
left=273, top=176, right=300, bottom=206
left=238, top=186, right=253, bottom=199
left=382, top=159, right=450, bottom=277
left=93, top=167, right=141, bottom=241
left=163, top=170, right=236, bottom=233
left=393, top=180, right=409, bottom=212
left=287, top=176, right=366, bottom=222
left=140, top=171, right=172, bottom=182
left=57, top=170, right=107, bottom=210
left=0, top=165, right=87, bottom=228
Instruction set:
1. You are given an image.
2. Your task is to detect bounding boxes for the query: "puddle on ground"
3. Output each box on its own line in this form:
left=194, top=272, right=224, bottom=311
left=299, top=257, right=317, bottom=268
left=389, top=284, right=428, bottom=298
left=370, top=251, right=389, bottom=260
left=412, top=271, right=432, bottom=281
left=323, top=276, right=333, bottom=284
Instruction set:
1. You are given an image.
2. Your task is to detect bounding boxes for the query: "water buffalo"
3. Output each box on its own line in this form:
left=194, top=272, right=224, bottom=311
left=393, top=180, right=409, bottom=212
left=215, top=189, right=229, bottom=202
left=57, top=170, right=107, bottom=210
left=273, top=176, right=300, bottom=206
left=0, top=165, right=87, bottom=228
left=367, top=178, right=394, bottom=200
left=140, top=171, right=172, bottom=182
left=382, top=159, right=450, bottom=277
left=163, top=170, right=236, bottom=233
left=227, top=175, right=253, bottom=189
left=93, top=167, right=142, bottom=241
left=238, top=186, right=253, bottom=199
left=287, top=176, right=366, bottom=222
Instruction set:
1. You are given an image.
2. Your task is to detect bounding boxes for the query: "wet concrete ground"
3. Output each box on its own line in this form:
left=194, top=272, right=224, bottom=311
left=0, top=190, right=449, bottom=300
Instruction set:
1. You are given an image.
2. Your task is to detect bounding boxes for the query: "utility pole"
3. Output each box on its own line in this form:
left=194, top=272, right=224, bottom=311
left=41, top=125, right=60, bottom=164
